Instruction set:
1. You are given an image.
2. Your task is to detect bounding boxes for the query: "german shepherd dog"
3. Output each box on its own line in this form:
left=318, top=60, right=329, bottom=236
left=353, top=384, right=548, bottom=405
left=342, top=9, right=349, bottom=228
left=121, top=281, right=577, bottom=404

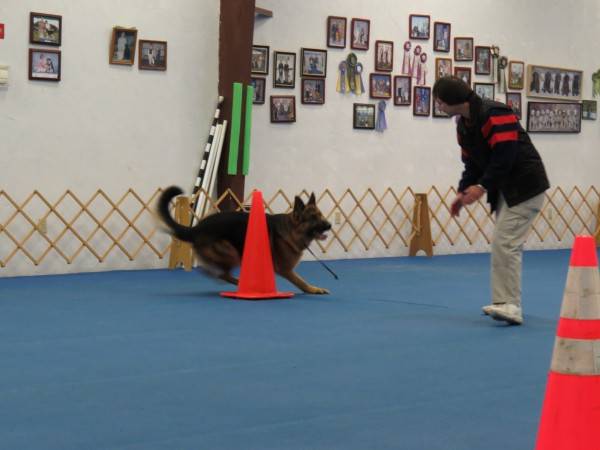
left=157, top=186, right=332, bottom=294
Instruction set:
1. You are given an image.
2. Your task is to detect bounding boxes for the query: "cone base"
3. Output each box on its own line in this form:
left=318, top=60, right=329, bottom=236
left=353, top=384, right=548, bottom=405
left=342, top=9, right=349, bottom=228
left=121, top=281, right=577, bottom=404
left=220, top=290, right=294, bottom=300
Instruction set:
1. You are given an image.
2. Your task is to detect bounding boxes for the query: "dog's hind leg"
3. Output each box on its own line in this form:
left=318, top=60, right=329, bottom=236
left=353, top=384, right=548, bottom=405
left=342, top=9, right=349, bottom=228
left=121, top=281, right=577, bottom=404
left=218, top=272, right=239, bottom=285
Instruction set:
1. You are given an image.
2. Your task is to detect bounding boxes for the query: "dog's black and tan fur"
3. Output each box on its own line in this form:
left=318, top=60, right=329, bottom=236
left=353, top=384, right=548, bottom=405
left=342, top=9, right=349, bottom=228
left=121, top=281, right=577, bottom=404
left=157, top=186, right=332, bottom=294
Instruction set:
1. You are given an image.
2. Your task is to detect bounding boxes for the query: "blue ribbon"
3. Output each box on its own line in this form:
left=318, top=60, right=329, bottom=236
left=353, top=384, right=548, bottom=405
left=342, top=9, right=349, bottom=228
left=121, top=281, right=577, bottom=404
left=376, top=100, right=387, bottom=132
left=338, top=61, right=347, bottom=93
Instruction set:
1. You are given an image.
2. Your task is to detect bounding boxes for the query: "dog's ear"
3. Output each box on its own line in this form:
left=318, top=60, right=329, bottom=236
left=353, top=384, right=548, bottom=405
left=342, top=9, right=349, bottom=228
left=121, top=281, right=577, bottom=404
left=293, top=196, right=305, bottom=218
left=308, top=192, right=316, bottom=205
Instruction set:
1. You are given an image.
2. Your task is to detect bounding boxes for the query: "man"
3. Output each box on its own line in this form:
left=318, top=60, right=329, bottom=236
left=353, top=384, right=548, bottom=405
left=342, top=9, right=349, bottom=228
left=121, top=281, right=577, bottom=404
left=433, top=76, right=550, bottom=325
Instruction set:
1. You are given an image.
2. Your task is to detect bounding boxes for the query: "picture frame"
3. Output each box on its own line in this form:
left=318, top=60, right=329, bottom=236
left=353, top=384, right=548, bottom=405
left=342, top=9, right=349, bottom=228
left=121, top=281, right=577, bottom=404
left=353, top=103, right=376, bottom=129
left=454, top=37, right=473, bottom=62
left=369, top=73, right=392, bottom=99
left=251, top=77, right=266, bottom=104
left=433, top=99, right=450, bottom=118
left=394, top=75, right=412, bottom=106
left=474, top=46, right=491, bottom=75
left=375, top=40, right=394, bottom=72
left=301, top=48, right=327, bottom=77
left=273, top=51, right=296, bottom=88
left=302, top=77, right=326, bottom=104
left=327, top=16, right=347, bottom=49
left=526, top=64, right=583, bottom=101
left=433, top=22, right=451, bottom=52
left=413, top=86, right=431, bottom=116
left=526, top=101, right=582, bottom=133
left=409, top=14, right=430, bottom=40
left=508, top=61, right=525, bottom=90
left=435, top=57, right=453, bottom=81
left=251, top=45, right=269, bottom=75
left=29, top=48, right=61, bottom=81
left=582, top=100, right=597, bottom=120
left=138, top=40, right=167, bottom=71
left=474, top=82, right=495, bottom=101
left=30, top=12, right=62, bottom=46
left=350, top=18, right=370, bottom=50
left=270, top=95, right=296, bottom=123
left=109, top=27, right=138, bottom=65
left=454, top=66, right=472, bottom=87
left=505, top=92, right=522, bottom=119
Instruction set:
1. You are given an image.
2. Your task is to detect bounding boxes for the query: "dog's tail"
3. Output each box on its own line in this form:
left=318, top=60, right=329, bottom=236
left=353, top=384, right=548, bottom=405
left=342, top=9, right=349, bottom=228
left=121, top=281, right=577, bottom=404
left=157, top=186, right=197, bottom=242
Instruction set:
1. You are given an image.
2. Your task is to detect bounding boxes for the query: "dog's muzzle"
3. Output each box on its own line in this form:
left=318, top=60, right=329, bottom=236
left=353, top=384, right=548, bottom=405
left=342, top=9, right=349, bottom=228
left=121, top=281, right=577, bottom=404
left=314, top=221, right=332, bottom=241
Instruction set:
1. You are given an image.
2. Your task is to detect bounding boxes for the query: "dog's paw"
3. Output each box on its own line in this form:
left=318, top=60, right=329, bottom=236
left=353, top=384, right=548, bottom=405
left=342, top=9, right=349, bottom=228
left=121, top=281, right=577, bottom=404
left=306, top=285, right=330, bottom=295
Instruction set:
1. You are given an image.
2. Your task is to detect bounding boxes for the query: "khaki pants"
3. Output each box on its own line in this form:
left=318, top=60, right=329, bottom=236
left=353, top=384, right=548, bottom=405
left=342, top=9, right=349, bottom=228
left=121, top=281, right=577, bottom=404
left=491, top=192, right=545, bottom=306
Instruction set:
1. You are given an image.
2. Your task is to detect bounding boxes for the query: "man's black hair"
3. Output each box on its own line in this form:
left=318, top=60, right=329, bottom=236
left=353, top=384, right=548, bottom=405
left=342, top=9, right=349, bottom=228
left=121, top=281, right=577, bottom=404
left=432, top=76, right=475, bottom=105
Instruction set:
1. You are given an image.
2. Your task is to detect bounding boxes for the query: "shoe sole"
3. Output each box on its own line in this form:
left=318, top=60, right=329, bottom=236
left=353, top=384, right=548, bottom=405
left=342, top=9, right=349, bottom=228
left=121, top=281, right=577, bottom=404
left=488, top=311, right=523, bottom=325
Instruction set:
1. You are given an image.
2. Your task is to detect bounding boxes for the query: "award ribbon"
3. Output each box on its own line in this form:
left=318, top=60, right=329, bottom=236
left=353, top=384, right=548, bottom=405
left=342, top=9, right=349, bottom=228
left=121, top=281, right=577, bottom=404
left=376, top=100, right=387, bottom=132
left=337, top=61, right=348, bottom=93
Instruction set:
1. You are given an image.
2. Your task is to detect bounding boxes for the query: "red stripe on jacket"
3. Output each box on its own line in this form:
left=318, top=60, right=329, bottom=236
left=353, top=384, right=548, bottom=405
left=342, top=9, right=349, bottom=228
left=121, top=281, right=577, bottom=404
left=481, top=114, right=518, bottom=138
left=488, top=130, right=518, bottom=148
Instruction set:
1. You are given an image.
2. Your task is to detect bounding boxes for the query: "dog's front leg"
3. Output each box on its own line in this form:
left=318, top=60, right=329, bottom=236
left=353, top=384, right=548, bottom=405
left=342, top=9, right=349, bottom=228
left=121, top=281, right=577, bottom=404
left=280, top=270, right=329, bottom=295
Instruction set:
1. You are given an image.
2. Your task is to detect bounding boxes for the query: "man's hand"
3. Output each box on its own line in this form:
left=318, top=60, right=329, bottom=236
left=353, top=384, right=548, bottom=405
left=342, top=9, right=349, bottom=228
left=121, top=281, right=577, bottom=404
left=461, top=185, right=486, bottom=206
left=450, top=193, right=464, bottom=217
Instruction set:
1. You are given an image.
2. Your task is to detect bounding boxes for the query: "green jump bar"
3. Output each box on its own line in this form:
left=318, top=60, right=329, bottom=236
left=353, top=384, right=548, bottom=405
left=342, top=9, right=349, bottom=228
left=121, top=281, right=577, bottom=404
left=228, top=82, right=243, bottom=175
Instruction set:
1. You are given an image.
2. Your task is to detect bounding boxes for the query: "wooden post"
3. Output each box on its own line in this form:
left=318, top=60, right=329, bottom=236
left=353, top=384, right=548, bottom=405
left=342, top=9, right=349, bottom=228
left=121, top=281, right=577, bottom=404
left=409, top=193, right=434, bottom=257
left=168, top=196, right=193, bottom=271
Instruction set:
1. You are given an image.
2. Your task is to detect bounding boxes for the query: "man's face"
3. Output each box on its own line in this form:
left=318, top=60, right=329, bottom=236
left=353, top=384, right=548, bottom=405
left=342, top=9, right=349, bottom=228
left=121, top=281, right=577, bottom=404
left=435, top=98, right=461, bottom=116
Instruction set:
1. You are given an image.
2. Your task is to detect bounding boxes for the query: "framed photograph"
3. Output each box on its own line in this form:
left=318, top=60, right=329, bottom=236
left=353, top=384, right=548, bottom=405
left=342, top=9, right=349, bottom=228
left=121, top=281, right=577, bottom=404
left=505, top=92, right=522, bottom=119
left=109, top=27, right=138, bottom=65
left=327, top=16, right=346, bottom=48
left=582, top=100, right=597, bottom=120
left=29, top=48, right=60, bottom=81
left=454, top=66, right=472, bottom=86
left=353, top=103, right=376, bottom=129
left=251, top=77, right=266, bottom=104
left=350, top=18, right=370, bottom=50
left=369, top=73, right=392, bottom=99
left=301, top=48, right=327, bottom=77
left=433, top=22, right=451, bottom=52
left=508, top=61, right=525, bottom=90
left=251, top=45, right=269, bottom=74
left=475, top=46, right=491, bottom=75
left=273, top=51, right=296, bottom=88
left=302, top=77, right=325, bottom=104
left=138, top=40, right=167, bottom=70
left=526, top=64, right=583, bottom=101
left=30, top=12, right=62, bottom=46
left=454, top=37, right=473, bottom=62
left=409, top=14, right=430, bottom=40
left=375, top=40, right=394, bottom=72
left=527, top=101, right=581, bottom=133
left=435, top=58, right=453, bottom=81
left=474, top=82, right=495, bottom=101
left=433, top=99, right=450, bottom=118
left=413, top=86, right=431, bottom=116
left=394, top=75, right=412, bottom=106
left=270, top=95, right=296, bottom=123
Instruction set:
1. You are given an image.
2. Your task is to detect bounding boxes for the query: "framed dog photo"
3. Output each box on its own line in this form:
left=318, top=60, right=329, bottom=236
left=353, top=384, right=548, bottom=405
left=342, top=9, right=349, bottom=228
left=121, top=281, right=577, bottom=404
left=508, top=61, right=525, bottom=90
left=350, top=18, right=370, bottom=50
left=375, top=40, right=393, bottom=72
left=505, top=92, right=522, bottom=119
left=251, top=45, right=269, bottom=75
left=526, top=101, right=582, bottom=133
left=270, top=95, right=296, bottom=123
left=475, top=46, right=491, bottom=75
left=369, top=73, right=392, bottom=99
left=435, top=58, right=453, bottom=81
left=301, top=48, right=327, bottom=77
left=582, top=100, right=597, bottom=120
left=138, top=40, right=167, bottom=70
left=353, top=103, right=376, bottom=129
left=409, top=14, right=430, bottom=40
left=327, top=16, right=347, bottom=48
left=30, top=12, right=62, bottom=46
left=454, top=37, right=473, bottom=62
left=413, top=86, right=431, bottom=117
left=433, top=22, right=451, bottom=52
left=251, top=77, right=266, bottom=104
left=454, top=66, right=472, bottom=87
left=526, top=64, right=583, bottom=101
left=394, top=75, right=412, bottom=106
left=109, top=27, right=138, bottom=65
left=29, top=48, right=61, bottom=81
left=273, top=51, right=296, bottom=88
left=302, top=77, right=325, bottom=104
left=474, top=82, right=495, bottom=101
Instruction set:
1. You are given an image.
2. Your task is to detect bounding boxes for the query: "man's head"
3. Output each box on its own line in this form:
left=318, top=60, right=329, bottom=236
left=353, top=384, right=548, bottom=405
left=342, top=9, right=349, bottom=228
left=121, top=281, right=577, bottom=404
left=432, top=76, right=475, bottom=116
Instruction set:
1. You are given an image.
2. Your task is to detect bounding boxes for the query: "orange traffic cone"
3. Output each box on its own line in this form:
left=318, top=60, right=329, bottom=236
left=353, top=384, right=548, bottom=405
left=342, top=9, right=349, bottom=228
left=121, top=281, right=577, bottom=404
left=221, top=190, right=293, bottom=300
left=534, top=235, right=600, bottom=450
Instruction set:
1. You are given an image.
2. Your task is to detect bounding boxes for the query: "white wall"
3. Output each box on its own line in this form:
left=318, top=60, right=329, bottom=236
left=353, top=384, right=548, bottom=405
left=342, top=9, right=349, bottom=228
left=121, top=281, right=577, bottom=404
left=249, top=0, right=600, bottom=196
left=0, top=0, right=219, bottom=276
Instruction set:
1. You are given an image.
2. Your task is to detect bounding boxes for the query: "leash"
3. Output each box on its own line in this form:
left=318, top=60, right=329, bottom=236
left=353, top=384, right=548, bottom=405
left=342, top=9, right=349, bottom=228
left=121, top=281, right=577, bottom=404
left=306, top=246, right=339, bottom=280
